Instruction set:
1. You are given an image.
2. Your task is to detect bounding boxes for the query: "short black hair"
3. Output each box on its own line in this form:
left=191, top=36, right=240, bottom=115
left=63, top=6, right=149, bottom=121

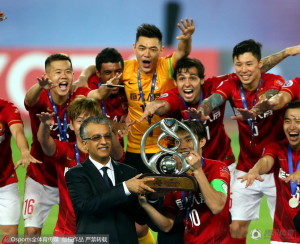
left=177, top=120, right=207, bottom=140
left=286, top=100, right=300, bottom=110
left=173, top=58, right=205, bottom=80
left=95, top=48, right=124, bottom=72
left=45, top=53, right=72, bottom=71
left=135, top=24, right=163, bottom=44
left=232, top=39, right=262, bottom=61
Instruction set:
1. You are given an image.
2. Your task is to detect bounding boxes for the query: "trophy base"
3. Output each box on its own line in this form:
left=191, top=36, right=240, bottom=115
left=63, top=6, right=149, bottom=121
left=140, top=174, right=198, bottom=192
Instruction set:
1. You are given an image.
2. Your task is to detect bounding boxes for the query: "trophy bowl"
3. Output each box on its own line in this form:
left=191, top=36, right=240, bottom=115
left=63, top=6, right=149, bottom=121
left=140, top=118, right=198, bottom=192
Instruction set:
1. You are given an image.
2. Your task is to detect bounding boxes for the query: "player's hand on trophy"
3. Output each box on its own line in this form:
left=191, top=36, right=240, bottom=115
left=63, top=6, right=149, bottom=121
left=185, top=150, right=202, bottom=172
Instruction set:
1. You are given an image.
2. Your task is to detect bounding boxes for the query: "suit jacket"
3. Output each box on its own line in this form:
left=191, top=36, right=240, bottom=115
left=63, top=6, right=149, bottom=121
left=65, top=158, right=144, bottom=244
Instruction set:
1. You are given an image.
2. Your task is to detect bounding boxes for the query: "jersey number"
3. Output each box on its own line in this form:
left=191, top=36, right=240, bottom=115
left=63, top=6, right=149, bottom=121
left=24, top=199, right=35, bottom=215
left=205, top=126, right=211, bottom=140
left=189, top=209, right=201, bottom=227
left=253, top=125, right=259, bottom=136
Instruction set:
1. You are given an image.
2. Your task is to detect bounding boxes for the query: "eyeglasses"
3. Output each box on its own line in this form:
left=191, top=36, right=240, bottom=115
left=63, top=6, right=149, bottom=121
left=83, top=134, right=112, bottom=142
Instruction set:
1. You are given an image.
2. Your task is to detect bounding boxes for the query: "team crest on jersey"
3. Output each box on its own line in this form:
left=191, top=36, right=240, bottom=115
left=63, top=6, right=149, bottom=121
left=283, top=80, right=293, bottom=87
left=275, top=79, right=284, bottom=86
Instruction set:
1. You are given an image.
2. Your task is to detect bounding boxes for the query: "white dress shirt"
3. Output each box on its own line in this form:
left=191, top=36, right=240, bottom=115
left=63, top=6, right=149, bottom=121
left=89, top=156, right=131, bottom=195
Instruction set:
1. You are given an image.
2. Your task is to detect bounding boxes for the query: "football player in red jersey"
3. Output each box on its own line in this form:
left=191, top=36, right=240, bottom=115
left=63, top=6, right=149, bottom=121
left=193, top=39, right=286, bottom=243
left=139, top=120, right=231, bottom=244
left=239, top=101, right=300, bottom=243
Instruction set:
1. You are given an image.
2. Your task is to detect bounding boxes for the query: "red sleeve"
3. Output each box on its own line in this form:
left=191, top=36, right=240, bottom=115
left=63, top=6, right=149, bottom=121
left=208, top=160, right=230, bottom=185
left=73, top=87, right=91, bottom=97
left=87, top=74, right=99, bottom=90
left=258, top=73, right=284, bottom=97
left=280, top=77, right=300, bottom=100
left=261, top=142, right=280, bottom=159
left=2, top=101, right=23, bottom=127
left=44, top=140, right=69, bottom=165
left=157, top=88, right=183, bottom=114
left=214, top=78, right=235, bottom=100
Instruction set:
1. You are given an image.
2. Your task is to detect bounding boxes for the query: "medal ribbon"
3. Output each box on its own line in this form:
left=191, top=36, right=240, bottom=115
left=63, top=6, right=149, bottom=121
left=239, top=80, right=262, bottom=140
left=48, top=91, right=69, bottom=141
left=98, top=79, right=107, bottom=116
left=179, top=91, right=203, bottom=121
left=137, top=69, right=157, bottom=126
left=287, top=144, right=300, bottom=195
left=74, top=143, right=81, bottom=165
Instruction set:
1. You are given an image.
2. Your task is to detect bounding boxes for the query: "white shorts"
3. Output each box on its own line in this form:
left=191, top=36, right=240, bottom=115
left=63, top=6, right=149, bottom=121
left=270, top=241, right=297, bottom=244
left=0, top=183, right=21, bottom=225
left=228, top=162, right=236, bottom=188
left=230, top=169, right=276, bottom=221
left=23, top=177, right=59, bottom=228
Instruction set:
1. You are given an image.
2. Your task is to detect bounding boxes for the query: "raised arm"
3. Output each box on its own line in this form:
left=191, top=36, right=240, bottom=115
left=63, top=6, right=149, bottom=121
left=25, top=76, right=56, bottom=107
left=233, top=90, right=292, bottom=120
left=237, top=155, right=275, bottom=188
left=37, top=112, right=56, bottom=157
left=139, top=100, right=170, bottom=122
left=73, top=65, right=96, bottom=88
left=173, top=18, right=195, bottom=63
left=261, top=45, right=300, bottom=73
left=10, top=123, right=42, bottom=169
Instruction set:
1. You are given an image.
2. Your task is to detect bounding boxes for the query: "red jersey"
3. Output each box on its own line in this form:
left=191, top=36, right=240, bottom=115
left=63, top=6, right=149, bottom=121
left=0, top=99, right=23, bottom=187
left=281, top=77, right=300, bottom=100
left=263, top=140, right=300, bottom=243
left=88, top=74, right=128, bottom=122
left=163, top=158, right=231, bottom=244
left=25, top=87, right=90, bottom=187
left=215, top=73, right=285, bottom=172
left=158, top=74, right=235, bottom=166
left=50, top=140, right=88, bottom=236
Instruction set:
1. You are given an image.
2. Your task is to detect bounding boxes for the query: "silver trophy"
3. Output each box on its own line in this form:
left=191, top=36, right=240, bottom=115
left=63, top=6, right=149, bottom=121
left=140, top=118, right=198, bottom=192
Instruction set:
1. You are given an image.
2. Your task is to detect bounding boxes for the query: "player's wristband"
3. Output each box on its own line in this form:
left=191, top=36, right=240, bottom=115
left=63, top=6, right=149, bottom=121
left=210, top=179, right=228, bottom=195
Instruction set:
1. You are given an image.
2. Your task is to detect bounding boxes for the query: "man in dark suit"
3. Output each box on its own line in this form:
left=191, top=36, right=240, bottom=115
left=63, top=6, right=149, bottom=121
left=66, top=116, right=155, bottom=244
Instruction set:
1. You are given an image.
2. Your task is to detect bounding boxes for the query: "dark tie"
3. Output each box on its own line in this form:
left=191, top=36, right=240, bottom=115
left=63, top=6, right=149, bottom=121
left=101, top=167, right=113, bottom=187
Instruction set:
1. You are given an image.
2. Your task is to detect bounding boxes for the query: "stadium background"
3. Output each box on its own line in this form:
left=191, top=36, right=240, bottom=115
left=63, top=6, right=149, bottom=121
left=2, top=0, right=300, bottom=243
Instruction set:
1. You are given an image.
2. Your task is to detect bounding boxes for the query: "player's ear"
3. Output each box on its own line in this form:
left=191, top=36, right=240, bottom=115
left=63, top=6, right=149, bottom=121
left=258, top=59, right=263, bottom=69
left=69, top=121, right=74, bottom=131
left=199, top=137, right=206, bottom=148
left=200, top=78, right=205, bottom=86
left=174, top=79, right=178, bottom=87
left=95, top=68, right=101, bottom=78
